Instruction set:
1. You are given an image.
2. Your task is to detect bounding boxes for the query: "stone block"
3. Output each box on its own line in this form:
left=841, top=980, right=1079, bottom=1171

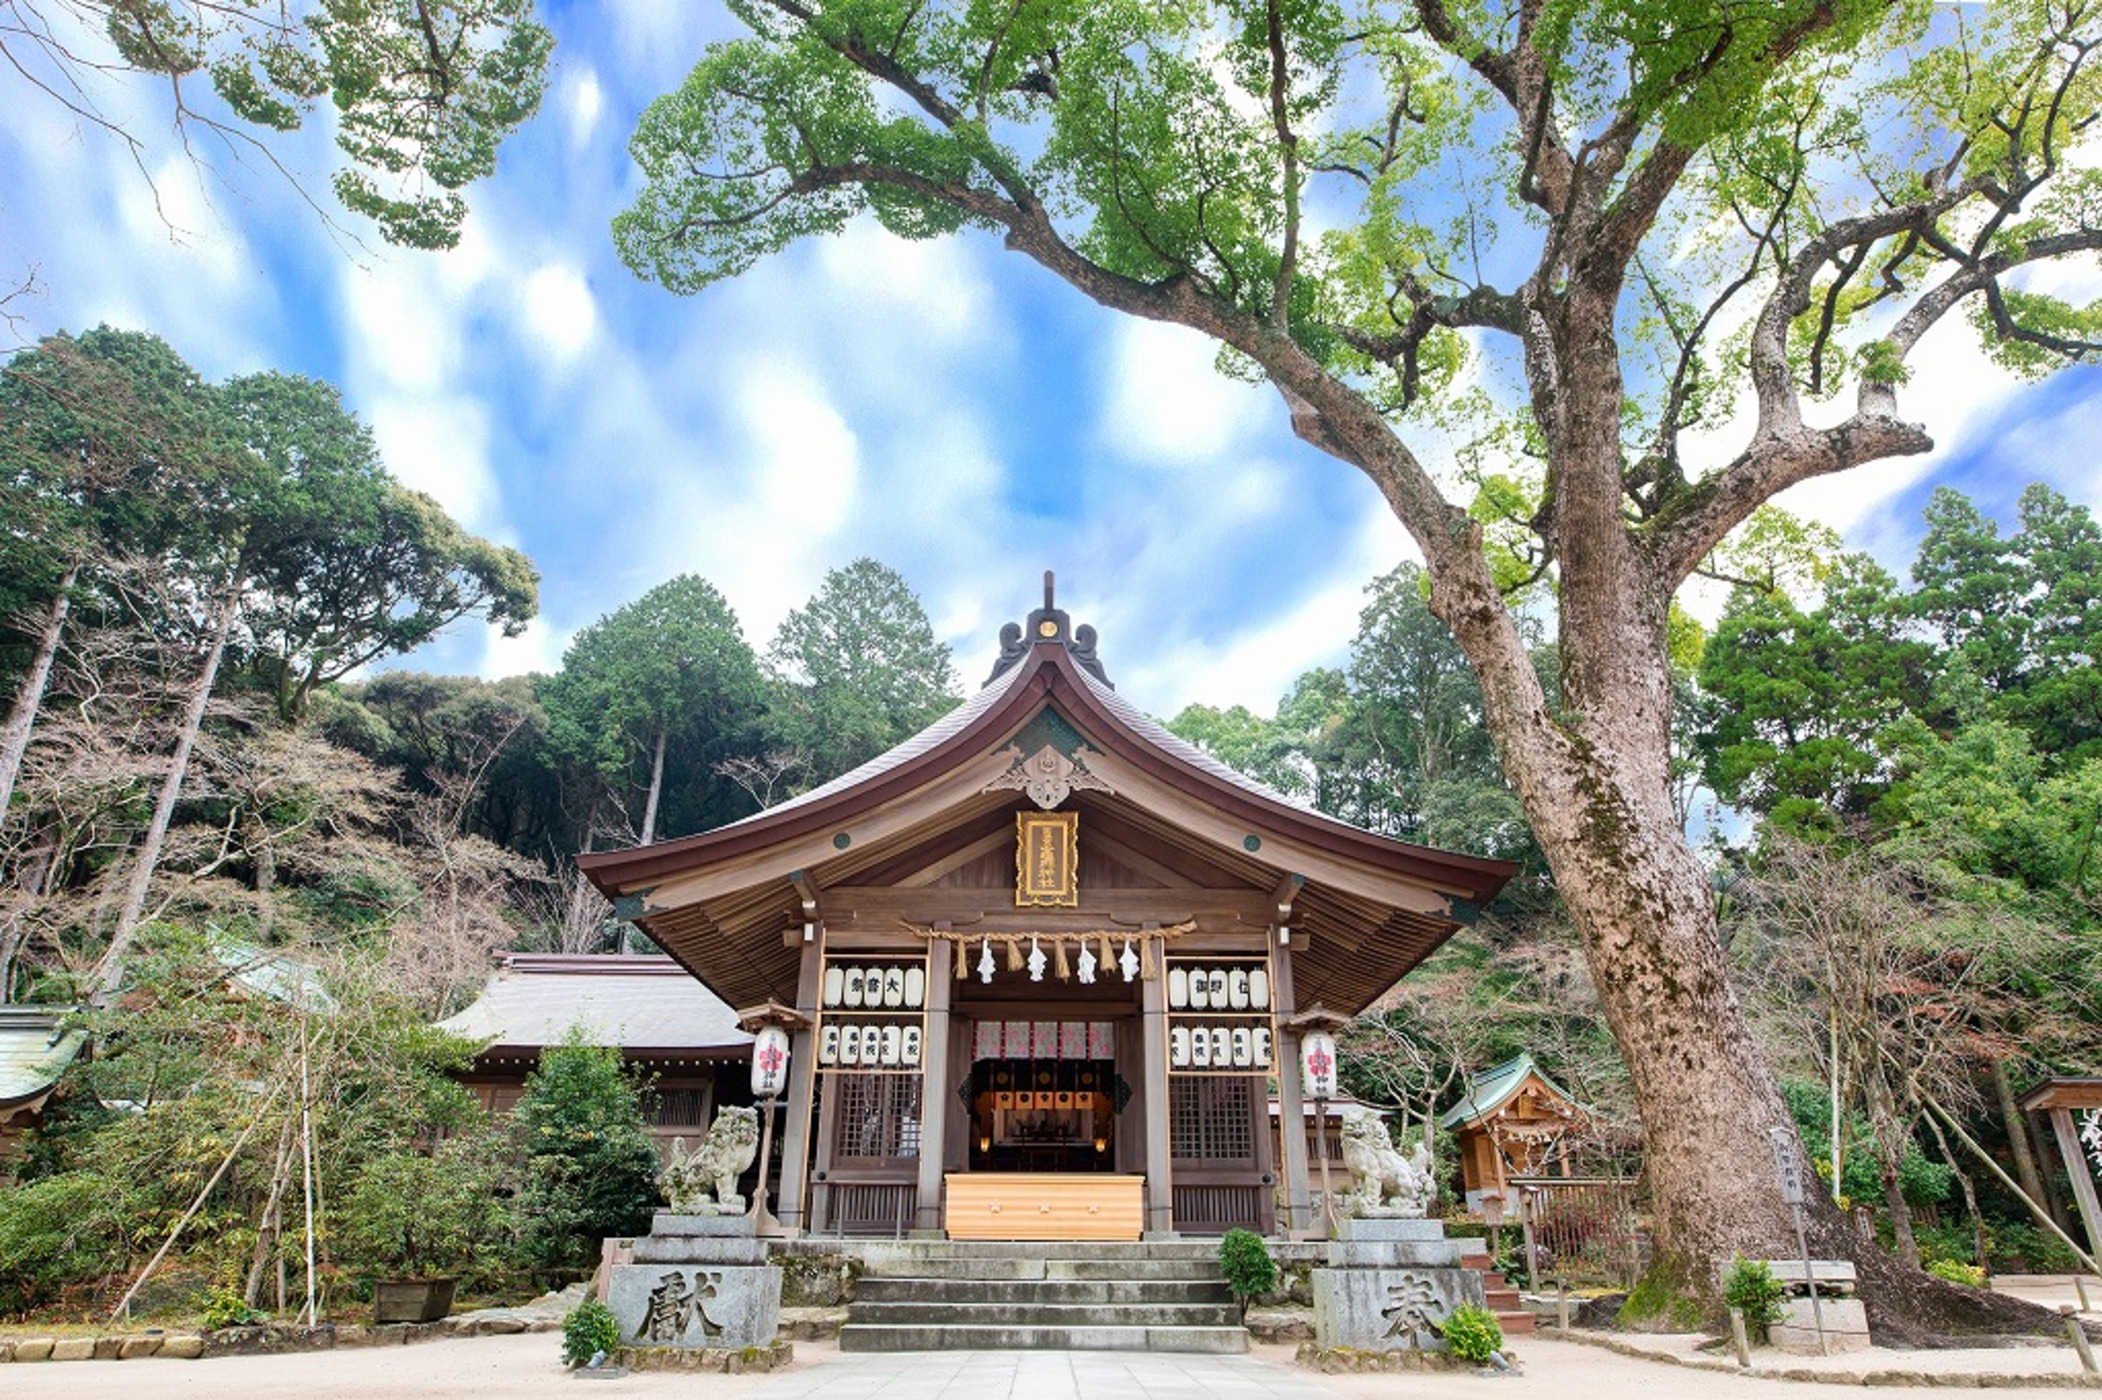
left=1335, top=1218, right=1448, bottom=1243
left=0, top=1340, right=13, bottom=1362
left=157, top=1334, right=203, bottom=1359
left=633, top=1235, right=773, bottom=1266
left=1770, top=1296, right=1871, bottom=1354
left=606, top=1262, right=781, bottom=1350
left=49, top=1338, right=95, bottom=1361
left=651, top=1213, right=754, bottom=1236
left=93, top=1337, right=125, bottom=1359
left=1312, top=1267, right=1485, bottom=1353
left=1323, top=1240, right=1466, bottom=1270
left=118, top=1336, right=161, bottom=1359
left=13, top=1338, right=54, bottom=1361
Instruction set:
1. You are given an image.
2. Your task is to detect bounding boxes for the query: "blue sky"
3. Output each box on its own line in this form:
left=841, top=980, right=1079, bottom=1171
left=2, top=5, right=2097, bottom=723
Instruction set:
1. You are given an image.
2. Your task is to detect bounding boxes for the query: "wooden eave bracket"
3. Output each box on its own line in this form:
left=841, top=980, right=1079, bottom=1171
left=789, top=869, right=822, bottom=942
left=736, top=1000, right=810, bottom=1034
left=1282, top=1005, right=1351, bottom=1034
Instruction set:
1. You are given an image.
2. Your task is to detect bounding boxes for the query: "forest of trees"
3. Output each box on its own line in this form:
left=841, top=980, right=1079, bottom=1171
left=0, top=333, right=961, bottom=1013
left=1, top=325, right=2096, bottom=1323
left=1165, top=487, right=2102, bottom=1280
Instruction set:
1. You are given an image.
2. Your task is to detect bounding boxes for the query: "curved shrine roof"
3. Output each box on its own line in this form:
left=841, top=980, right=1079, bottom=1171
left=579, top=588, right=1518, bottom=1015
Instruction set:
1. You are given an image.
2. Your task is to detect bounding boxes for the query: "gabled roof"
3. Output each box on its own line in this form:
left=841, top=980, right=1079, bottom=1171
left=438, top=953, right=751, bottom=1061
left=0, top=1006, right=86, bottom=1112
left=214, top=937, right=332, bottom=1011
left=1438, top=1053, right=1578, bottom=1131
left=579, top=594, right=1518, bottom=1014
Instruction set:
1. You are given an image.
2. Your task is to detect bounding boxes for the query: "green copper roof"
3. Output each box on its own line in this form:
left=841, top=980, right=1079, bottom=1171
left=1437, top=1053, right=1575, bottom=1130
left=0, top=1007, right=86, bottom=1109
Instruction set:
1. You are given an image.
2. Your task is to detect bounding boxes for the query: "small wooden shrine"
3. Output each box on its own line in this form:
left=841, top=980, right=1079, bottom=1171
left=1438, top=1053, right=1583, bottom=1213
left=580, top=578, right=1515, bottom=1239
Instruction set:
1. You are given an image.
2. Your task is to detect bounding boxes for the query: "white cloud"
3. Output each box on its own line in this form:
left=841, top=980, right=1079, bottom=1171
left=1097, top=320, right=1269, bottom=464
left=565, top=68, right=605, bottom=151
left=367, top=396, right=499, bottom=533
left=732, top=363, right=862, bottom=532
left=480, top=616, right=568, bottom=679
left=516, top=263, right=598, bottom=367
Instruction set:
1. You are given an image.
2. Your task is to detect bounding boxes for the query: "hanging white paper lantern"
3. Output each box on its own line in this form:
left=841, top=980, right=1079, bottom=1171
left=1301, top=1030, right=1339, bottom=1100
left=1119, top=938, right=1139, bottom=983
left=749, top=1025, right=791, bottom=1098
left=1027, top=936, right=1047, bottom=982
left=1077, top=942, right=1098, bottom=984
left=978, top=938, right=996, bottom=984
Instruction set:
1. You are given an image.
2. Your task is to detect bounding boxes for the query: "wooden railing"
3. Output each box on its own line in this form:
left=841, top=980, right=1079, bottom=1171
left=1171, top=1182, right=1266, bottom=1235
left=820, top=1181, right=917, bottom=1237
left=1512, top=1176, right=1645, bottom=1288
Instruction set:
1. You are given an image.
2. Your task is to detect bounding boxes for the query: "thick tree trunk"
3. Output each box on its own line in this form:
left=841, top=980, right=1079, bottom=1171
left=0, top=560, right=78, bottom=818
left=94, top=579, right=241, bottom=1002
left=639, top=727, right=667, bottom=847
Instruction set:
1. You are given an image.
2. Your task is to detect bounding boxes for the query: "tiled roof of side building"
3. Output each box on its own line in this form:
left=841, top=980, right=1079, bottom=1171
left=438, top=953, right=752, bottom=1057
left=0, top=1006, right=86, bottom=1110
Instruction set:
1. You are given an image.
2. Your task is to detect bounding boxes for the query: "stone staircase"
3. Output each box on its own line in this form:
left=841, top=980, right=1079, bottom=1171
left=837, top=1241, right=1249, bottom=1353
left=1457, top=1243, right=1537, bottom=1335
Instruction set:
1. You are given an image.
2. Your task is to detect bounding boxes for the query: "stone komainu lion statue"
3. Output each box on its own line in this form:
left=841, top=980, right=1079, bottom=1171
left=1339, top=1109, right=1436, bottom=1218
left=660, top=1105, right=760, bottom=1214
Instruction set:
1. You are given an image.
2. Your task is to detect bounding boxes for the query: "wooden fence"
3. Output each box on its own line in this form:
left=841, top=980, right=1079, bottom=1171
left=1512, top=1175, right=1645, bottom=1289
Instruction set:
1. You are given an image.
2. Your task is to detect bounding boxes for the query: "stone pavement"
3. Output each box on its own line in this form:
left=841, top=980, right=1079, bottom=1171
left=742, top=1347, right=1330, bottom=1399
left=3, top=1330, right=2096, bottom=1398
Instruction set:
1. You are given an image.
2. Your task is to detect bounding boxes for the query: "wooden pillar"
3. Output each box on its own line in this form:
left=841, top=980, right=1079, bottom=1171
left=914, top=955, right=952, bottom=1235
left=1142, top=947, right=1174, bottom=1236
left=943, top=1016, right=970, bottom=1173
left=1273, top=928, right=1312, bottom=1237
left=776, top=934, right=824, bottom=1235
left=2047, top=1106, right=2102, bottom=1261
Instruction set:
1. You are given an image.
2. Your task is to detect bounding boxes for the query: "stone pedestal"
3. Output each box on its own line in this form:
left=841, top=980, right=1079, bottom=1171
left=1770, top=1297, right=1871, bottom=1354
left=1311, top=1217, right=1486, bottom=1352
left=605, top=1213, right=781, bottom=1349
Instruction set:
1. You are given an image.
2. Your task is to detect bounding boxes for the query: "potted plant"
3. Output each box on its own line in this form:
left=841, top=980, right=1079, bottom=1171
left=339, top=1137, right=510, bottom=1323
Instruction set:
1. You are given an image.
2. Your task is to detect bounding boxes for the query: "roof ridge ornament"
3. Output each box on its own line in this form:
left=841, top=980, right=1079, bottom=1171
left=984, top=570, right=1113, bottom=688
left=983, top=741, right=1116, bottom=808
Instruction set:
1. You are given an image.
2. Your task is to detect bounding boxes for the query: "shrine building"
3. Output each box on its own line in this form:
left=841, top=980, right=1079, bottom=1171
left=579, top=580, right=1516, bottom=1241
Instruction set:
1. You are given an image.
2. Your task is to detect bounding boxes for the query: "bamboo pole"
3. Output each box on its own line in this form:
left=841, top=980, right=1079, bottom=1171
left=1920, top=1093, right=2102, bottom=1277
left=112, top=1077, right=286, bottom=1321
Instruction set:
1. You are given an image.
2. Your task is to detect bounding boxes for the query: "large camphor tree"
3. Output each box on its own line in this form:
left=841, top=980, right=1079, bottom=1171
left=609, top=0, right=2102, bottom=1328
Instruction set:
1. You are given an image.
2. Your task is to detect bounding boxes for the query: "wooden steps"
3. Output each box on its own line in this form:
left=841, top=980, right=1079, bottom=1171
left=1458, top=1244, right=1537, bottom=1335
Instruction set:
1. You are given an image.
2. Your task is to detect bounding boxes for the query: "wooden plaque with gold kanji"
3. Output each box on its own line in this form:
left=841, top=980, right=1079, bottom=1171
left=1015, top=811, right=1079, bottom=907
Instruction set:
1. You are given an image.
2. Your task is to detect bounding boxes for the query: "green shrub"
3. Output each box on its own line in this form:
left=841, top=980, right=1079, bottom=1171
left=562, top=1297, right=622, bottom=1368
left=1722, top=1256, right=1786, bottom=1339
left=1924, top=1259, right=1986, bottom=1288
left=336, top=1132, right=514, bottom=1280
left=1913, top=1222, right=1975, bottom=1267
left=1988, top=1220, right=2080, bottom=1274
left=1217, top=1228, right=1277, bottom=1317
left=1441, top=1301, right=1504, bottom=1362
left=515, top=1039, right=660, bottom=1274
left=0, top=1171, right=125, bottom=1313
left=200, top=1282, right=267, bottom=1328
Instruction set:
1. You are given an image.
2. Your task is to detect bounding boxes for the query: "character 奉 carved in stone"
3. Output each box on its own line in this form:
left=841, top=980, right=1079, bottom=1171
left=1339, top=1109, right=1436, bottom=1218
left=660, top=1105, right=760, bottom=1215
